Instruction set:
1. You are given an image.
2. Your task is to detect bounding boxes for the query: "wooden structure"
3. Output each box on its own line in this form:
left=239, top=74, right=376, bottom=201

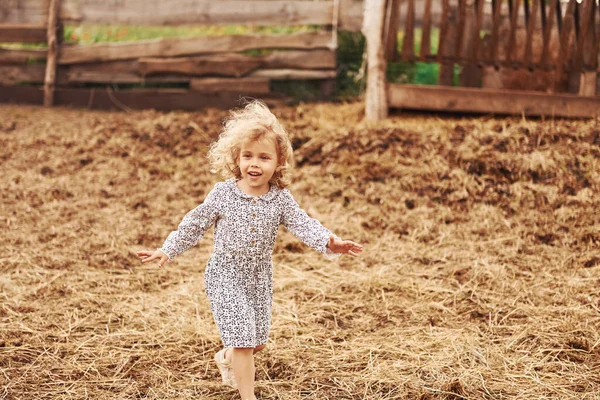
left=0, top=0, right=363, bottom=111
left=365, top=0, right=600, bottom=119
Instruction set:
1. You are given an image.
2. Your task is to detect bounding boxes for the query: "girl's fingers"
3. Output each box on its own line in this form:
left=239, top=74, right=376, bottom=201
left=157, top=255, right=168, bottom=268
left=141, top=254, right=158, bottom=264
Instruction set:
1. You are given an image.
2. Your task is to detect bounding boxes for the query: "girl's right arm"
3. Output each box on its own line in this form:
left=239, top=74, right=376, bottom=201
left=157, top=182, right=223, bottom=261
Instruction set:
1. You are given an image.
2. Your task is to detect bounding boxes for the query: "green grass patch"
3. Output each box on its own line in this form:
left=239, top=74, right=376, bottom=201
left=62, top=24, right=319, bottom=44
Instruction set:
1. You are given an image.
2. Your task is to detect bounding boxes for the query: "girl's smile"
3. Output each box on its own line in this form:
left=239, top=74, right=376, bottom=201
left=237, top=137, right=279, bottom=196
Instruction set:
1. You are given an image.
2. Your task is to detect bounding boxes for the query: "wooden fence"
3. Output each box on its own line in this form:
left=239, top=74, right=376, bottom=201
left=0, top=0, right=363, bottom=110
left=366, top=0, right=600, bottom=119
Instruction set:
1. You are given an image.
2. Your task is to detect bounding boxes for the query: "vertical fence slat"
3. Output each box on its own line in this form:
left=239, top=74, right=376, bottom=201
left=573, top=1, right=580, bottom=39
left=555, top=0, right=563, bottom=34
left=541, top=0, right=557, bottom=67
left=43, top=0, right=60, bottom=107
left=384, top=0, right=401, bottom=61
left=455, top=0, right=467, bottom=62
left=490, top=0, right=502, bottom=65
left=555, top=0, right=576, bottom=91
left=438, top=6, right=457, bottom=85
left=459, top=0, right=481, bottom=87
left=595, top=1, right=600, bottom=69
left=471, top=0, right=485, bottom=63
left=524, top=0, right=539, bottom=68
left=574, top=0, right=593, bottom=72
left=420, top=0, right=432, bottom=60
left=506, top=0, right=521, bottom=65
left=438, top=0, right=450, bottom=63
left=577, top=0, right=597, bottom=95
left=401, top=0, right=415, bottom=61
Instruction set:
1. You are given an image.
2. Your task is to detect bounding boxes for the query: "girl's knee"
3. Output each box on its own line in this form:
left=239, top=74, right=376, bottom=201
left=254, top=344, right=266, bottom=352
left=232, top=347, right=254, bottom=354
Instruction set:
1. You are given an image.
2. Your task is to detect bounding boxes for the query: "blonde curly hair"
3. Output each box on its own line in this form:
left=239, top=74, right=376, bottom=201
left=208, top=100, right=294, bottom=188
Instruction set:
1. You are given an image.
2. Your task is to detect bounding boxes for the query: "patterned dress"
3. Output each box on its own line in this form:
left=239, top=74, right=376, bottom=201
left=159, top=178, right=337, bottom=348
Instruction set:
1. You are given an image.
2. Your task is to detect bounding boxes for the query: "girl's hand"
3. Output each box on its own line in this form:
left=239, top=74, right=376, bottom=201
left=136, top=249, right=169, bottom=268
left=328, top=235, right=363, bottom=257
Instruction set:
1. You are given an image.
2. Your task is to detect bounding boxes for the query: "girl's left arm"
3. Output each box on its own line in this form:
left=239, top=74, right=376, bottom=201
left=280, top=189, right=362, bottom=258
left=158, top=183, right=223, bottom=260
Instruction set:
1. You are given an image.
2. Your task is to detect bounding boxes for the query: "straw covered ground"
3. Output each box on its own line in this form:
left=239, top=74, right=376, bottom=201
left=1, top=102, right=599, bottom=399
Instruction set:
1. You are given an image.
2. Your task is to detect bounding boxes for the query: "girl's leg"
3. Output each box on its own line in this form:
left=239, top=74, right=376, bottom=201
left=224, top=344, right=266, bottom=361
left=253, top=344, right=266, bottom=354
left=231, top=347, right=256, bottom=400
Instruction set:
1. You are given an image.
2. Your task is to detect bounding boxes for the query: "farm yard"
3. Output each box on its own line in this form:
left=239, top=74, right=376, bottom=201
left=1, top=102, right=600, bottom=399
left=2, top=0, right=600, bottom=398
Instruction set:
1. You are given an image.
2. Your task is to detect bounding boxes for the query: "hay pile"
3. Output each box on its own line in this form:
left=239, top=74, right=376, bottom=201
left=1, top=102, right=599, bottom=399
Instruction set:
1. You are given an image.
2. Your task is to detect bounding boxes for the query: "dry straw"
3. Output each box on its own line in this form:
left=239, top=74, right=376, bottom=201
left=1, top=102, right=599, bottom=399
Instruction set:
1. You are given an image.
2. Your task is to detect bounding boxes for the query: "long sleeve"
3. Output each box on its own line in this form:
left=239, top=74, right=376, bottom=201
left=279, top=189, right=339, bottom=259
left=159, top=183, right=222, bottom=260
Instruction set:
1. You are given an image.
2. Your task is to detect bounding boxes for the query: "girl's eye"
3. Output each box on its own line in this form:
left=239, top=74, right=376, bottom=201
left=261, top=156, right=270, bottom=160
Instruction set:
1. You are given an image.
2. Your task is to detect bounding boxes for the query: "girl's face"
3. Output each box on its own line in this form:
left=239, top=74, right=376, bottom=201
left=237, top=136, right=279, bottom=196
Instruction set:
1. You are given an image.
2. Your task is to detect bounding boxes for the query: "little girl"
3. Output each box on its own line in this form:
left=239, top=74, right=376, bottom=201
left=136, top=101, right=362, bottom=400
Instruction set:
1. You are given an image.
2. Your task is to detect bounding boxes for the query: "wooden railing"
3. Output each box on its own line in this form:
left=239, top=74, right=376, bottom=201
left=364, top=0, right=600, bottom=119
left=0, top=0, right=363, bottom=110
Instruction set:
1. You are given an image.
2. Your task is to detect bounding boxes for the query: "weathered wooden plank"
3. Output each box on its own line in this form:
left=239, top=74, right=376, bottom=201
left=190, top=77, right=270, bottom=94
left=401, top=0, right=415, bottom=62
left=67, top=68, right=337, bottom=83
left=10, top=63, right=336, bottom=84
left=67, top=70, right=191, bottom=84
left=388, top=83, right=600, bottom=118
left=0, top=47, right=47, bottom=64
left=0, top=85, right=286, bottom=111
left=139, top=54, right=263, bottom=78
left=139, top=50, right=336, bottom=77
left=0, top=1, right=49, bottom=25
left=0, top=25, right=47, bottom=43
left=578, top=71, right=597, bottom=96
left=68, top=60, right=140, bottom=83
left=420, top=0, right=432, bottom=59
left=0, top=65, right=50, bottom=85
left=0, top=0, right=363, bottom=31
left=263, top=49, right=336, bottom=70
left=339, top=0, right=365, bottom=32
left=58, top=32, right=332, bottom=64
left=0, top=62, right=185, bottom=84
left=249, top=69, right=336, bottom=80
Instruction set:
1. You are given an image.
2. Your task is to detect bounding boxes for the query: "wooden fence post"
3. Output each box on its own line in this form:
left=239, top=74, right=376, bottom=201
left=44, top=0, right=60, bottom=107
left=363, top=0, right=388, bottom=121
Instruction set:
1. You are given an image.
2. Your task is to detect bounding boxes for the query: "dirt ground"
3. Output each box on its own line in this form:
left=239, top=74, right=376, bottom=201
left=1, top=102, right=599, bottom=399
